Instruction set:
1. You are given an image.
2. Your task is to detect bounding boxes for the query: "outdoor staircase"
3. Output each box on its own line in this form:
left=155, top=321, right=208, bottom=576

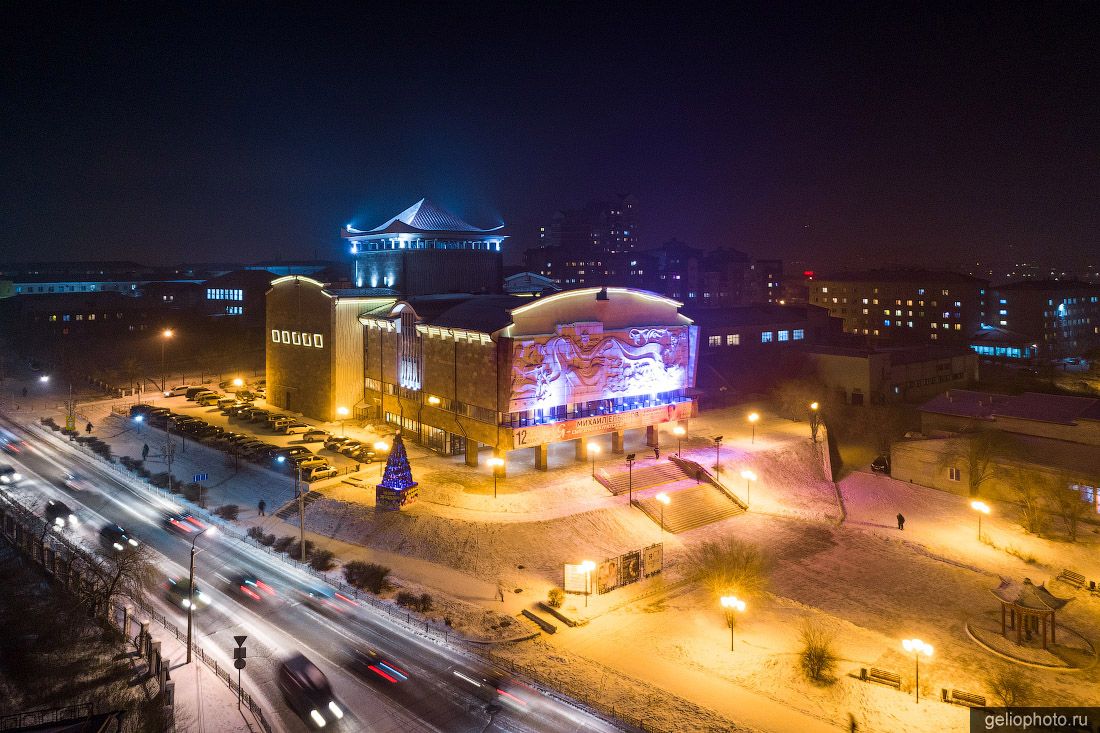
left=597, top=461, right=687, bottom=496
left=634, top=481, right=745, bottom=534
left=273, top=490, right=323, bottom=520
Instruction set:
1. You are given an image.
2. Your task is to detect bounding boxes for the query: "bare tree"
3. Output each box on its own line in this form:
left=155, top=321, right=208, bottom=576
left=1002, top=465, right=1047, bottom=535
left=86, top=544, right=158, bottom=609
left=683, top=536, right=770, bottom=599
left=772, top=378, right=824, bottom=422
left=941, top=429, right=1007, bottom=497
left=1039, top=470, right=1091, bottom=542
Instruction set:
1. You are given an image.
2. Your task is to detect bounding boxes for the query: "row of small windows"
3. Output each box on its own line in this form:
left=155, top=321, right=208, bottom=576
left=708, top=329, right=804, bottom=347
left=207, top=288, right=243, bottom=301
left=271, top=330, right=324, bottom=348
left=47, top=312, right=126, bottom=322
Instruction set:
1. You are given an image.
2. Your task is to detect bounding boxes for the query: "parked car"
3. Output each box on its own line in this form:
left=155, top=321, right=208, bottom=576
left=0, top=464, right=23, bottom=484
left=164, top=385, right=194, bottom=397
left=277, top=446, right=312, bottom=458
left=247, top=409, right=271, bottom=423
left=45, top=499, right=78, bottom=529
left=351, top=448, right=377, bottom=463
left=871, top=455, right=891, bottom=474
left=276, top=653, right=345, bottom=728
left=302, top=465, right=338, bottom=482
left=324, top=436, right=354, bottom=451
left=217, top=397, right=238, bottom=409
left=271, top=418, right=294, bottom=432
left=285, top=422, right=311, bottom=435
left=185, top=387, right=214, bottom=400
left=197, top=393, right=224, bottom=406
left=292, top=456, right=327, bottom=470
left=100, top=523, right=139, bottom=551
left=337, top=441, right=363, bottom=456
left=301, top=430, right=330, bottom=443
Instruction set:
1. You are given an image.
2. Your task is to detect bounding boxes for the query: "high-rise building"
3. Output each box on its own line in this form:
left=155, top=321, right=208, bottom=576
left=342, top=198, right=506, bottom=296
left=987, top=280, right=1100, bottom=358
left=538, top=194, right=639, bottom=254
left=809, top=270, right=988, bottom=342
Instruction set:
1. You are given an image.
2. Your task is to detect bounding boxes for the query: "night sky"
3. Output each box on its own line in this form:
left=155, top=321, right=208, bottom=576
left=2, top=3, right=1097, bottom=269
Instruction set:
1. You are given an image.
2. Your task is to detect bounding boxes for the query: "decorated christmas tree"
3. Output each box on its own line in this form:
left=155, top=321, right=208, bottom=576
left=376, top=432, right=418, bottom=510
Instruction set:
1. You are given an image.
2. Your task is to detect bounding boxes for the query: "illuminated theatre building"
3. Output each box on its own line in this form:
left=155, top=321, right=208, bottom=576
left=266, top=200, right=700, bottom=473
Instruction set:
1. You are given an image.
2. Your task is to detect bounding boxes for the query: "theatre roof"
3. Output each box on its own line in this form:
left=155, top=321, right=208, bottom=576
left=343, top=198, right=505, bottom=238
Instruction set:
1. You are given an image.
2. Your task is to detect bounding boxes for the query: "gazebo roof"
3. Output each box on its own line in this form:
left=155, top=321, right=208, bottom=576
left=991, top=577, right=1071, bottom=611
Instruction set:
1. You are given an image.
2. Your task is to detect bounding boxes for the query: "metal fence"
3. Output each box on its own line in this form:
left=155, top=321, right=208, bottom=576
left=0, top=704, right=94, bottom=731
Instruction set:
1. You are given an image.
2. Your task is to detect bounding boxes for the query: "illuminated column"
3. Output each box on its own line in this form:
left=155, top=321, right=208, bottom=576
left=493, top=449, right=508, bottom=478
left=534, top=444, right=548, bottom=471
left=646, top=425, right=658, bottom=448
left=575, top=438, right=588, bottom=462
left=465, top=440, right=479, bottom=468
left=611, top=431, right=624, bottom=454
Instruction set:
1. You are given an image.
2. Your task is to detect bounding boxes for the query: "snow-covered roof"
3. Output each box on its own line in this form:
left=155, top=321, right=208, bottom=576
left=345, top=198, right=504, bottom=237
left=919, top=390, right=1100, bottom=425
left=991, top=578, right=1071, bottom=611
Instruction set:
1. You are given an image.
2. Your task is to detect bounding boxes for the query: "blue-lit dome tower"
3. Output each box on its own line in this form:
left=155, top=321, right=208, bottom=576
left=342, top=198, right=507, bottom=296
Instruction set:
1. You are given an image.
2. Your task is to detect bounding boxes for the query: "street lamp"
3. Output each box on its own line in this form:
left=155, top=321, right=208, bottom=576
left=747, top=412, right=760, bottom=444
left=232, top=378, right=244, bottom=389
left=673, top=425, right=686, bottom=457
left=625, top=453, right=636, bottom=504
left=488, top=457, right=504, bottom=499
left=580, top=559, right=596, bottom=608
left=720, top=595, right=746, bottom=651
left=713, top=436, right=723, bottom=478
left=901, top=639, right=933, bottom=703
left=740, top=469, right=757, bottom=508
left=276, top=455, right=307, bottom=559
left=186, top=525, right=218, bottom=664
left=336, top=406, right=349, bottom=436
left=160, top=328, right=174, bottom=392
left=656, top=492, right=670, bottom=535
left=588, top=442, right=600, bottom=477
left=970, top=500, right=990, bottom=540
left=809, top=402, right=820, bottom=443
left=39, top=374, right=50, bottom=384
left=133, top=414, right=144, bottom=433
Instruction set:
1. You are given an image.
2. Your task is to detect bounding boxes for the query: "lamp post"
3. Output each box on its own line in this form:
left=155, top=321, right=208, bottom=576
left=713, top=436, right=723, bottom=478
left=809, top=402, right=820, bottom=443
left=656, top=492, right=670, bottom=535
left=740, top=469, right=757, bottom=508
left=588, top=443, right=600, bottom=477
left=720, top=595, right=746, bottom=651
left=488, top=457, right=504, bottom=499
left=970, top=500, right=990, bottom=541
left=673, top=425, right=685, bottom=457
left=626, top=453, right=636, bottom=504
left=276, top=456, right=307, bottom=560
left=901, top=639, right=933, bottom=703
left=160, top=328, right=174, bottom=392
left=747, top=412, right=759, bottom=444
left=580, top=560, right=596, bottom=608
left=336, top=406, right=349, bottom=436
left=186, top=525, right=217, bottom=664
left=374, top=441, right=388, bottom=477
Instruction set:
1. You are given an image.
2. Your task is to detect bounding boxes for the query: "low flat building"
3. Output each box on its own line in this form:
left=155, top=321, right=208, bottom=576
left=807, top=344, right=978, bottom=405
left=267, top=278, right=700, bottom=471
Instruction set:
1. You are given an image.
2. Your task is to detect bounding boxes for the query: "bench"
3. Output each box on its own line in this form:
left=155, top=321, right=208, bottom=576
left=1057, top=569, right=1086, bottom=590
left=861, top=667, right=901, bottom=689
left=942, top=688, right=986, bottom=707
left=520, top=609, right=557, bottom=634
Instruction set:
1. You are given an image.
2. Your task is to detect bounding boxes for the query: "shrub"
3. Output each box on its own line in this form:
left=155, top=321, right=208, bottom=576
left=247, top=526, right=265, bottom=541
left=288, top=539, right=315, bottom=560
left=396, top=590, right=419, bottom=609
left=684, top=536, right=770, bottom=598
left=272, top=536, right=293, bottom=553
left=182, top=483, right=202, bottom=503
left=419, top=593, right=433, bottom=612
left=987, top=668, right=1032, bottom=706
left=259, top=532, right=275, bottom=545
left=547, top=588, right=565, bottom=608
left=215, top=504, right=240, bottom=521
left=344, top=561, right=390, bottom=593
left=798, top=621, right=837, bottom=683
left=310, top=549, right=336, bottom=571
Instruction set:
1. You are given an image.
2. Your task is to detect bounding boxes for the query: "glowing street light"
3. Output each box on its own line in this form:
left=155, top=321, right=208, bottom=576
left=720, top=595, right=747, bottom=651
left=655, top=492, right=670, bottom=535
left=740, top=469, right=757, bottom=508
left=809, top=402, right=821, bottom=443
left=673, top=425, right=686, bottom=457
left=160, top=328, right=174, bottom=392
left=427, top=395, right=441, bottom=406
left=336, top=406, right=349, bottom=436
left=39, top=374, right=50, bottom=383
left=232, top=377, right=244, bottom=388
left=747, top=412, right=760, bottom=444
left=587, top=442, right=601, bottom=477
left=970, top=500, right=991, bottom=540
left=488, top=457, right=504, bottom=499
left=580, top=559, right=596, bottom=607
left=902, top=638, right=932, bottom=703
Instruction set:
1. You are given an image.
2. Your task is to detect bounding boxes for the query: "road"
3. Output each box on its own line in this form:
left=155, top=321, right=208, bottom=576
left=0, top=413, right=625, bottom=733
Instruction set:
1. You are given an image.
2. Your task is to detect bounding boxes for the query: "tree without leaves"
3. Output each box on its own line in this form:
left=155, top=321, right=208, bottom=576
left=1038, top=470, right=1091, bottom=542
left=798, top=620, right=838, bottom=683
left=1002, top=465, right=1047, bottom=536
left=683, top=536, right=770, bottom=599
left=941, top=428, right=1008, bottom=497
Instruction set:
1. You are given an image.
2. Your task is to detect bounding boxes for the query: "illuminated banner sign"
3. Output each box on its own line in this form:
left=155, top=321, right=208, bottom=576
left=563, top=563, right=589, bottom=594
left=508, top=323, right=697, bottom=414
left=510, top=400, right=694, bottom=449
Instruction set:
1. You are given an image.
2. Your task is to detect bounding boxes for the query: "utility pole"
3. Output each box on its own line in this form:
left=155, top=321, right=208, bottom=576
left=165, top=418, right=174, bottom=494
left=296, top=466, right=306, bottom=562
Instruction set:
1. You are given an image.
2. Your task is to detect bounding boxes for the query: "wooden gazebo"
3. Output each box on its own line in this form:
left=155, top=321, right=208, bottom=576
left=991, top=578, right=1071, bottom=650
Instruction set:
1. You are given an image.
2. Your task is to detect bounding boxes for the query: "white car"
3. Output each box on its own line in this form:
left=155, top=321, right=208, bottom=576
left=63, top=472, right=92, bottom=491
left=164, top=385, right=193, bottom=397
left=0, top=464, right=22, bottom=484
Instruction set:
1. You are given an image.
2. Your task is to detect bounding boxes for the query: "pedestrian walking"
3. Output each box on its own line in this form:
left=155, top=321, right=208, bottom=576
left=141, top=443, right=149, bottom=460
left=848, top=713, right=859, bottom=733
left=258, top=499, right=266, bottom=516
left=86, top=422, right=93, bottom=433
left=896, top=512, right=905, bottom=531
left=653, top=446, right=660, bottom=460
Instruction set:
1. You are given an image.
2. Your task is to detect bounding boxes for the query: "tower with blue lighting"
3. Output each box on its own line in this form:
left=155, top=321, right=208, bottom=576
left=342, top=198, right=506, bottom=296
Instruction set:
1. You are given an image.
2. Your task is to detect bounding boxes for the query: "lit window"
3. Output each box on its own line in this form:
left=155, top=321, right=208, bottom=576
left=726, top=334, right=740, bottom=346
left=302, top=333, right=312, bottom=346
left=281, top=330, right=290, bottom=343
left=708, top=335, right=721, bottom=347
left=949, top=467, right=961, bottom=482
left=314, top=334, right=323, bottom=348
left=793, top=329, right=804, bottom=340
left=761, top=332, right=774, bottom=343
left=778, top=330, right=789, bottom=341
left=271, top=330, right=281, bottom=343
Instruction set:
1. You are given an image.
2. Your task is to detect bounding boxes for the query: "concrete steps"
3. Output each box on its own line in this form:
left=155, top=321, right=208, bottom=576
left=597, top=461, right=688, bottom=496
left=273, top=490, right=322, bottom=520
left=634, top=483, right=745, bottom=534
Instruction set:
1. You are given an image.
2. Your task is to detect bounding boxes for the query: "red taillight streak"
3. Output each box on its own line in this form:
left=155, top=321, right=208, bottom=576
left=335, top=593, right=355, bottom=605
left=498, top=689, right=527, bottom=706
left=256, top=580, right=276, bottom=595
left=368, top=665, right=398, bottom=683
left=240, top=585, right=261, bottom=601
